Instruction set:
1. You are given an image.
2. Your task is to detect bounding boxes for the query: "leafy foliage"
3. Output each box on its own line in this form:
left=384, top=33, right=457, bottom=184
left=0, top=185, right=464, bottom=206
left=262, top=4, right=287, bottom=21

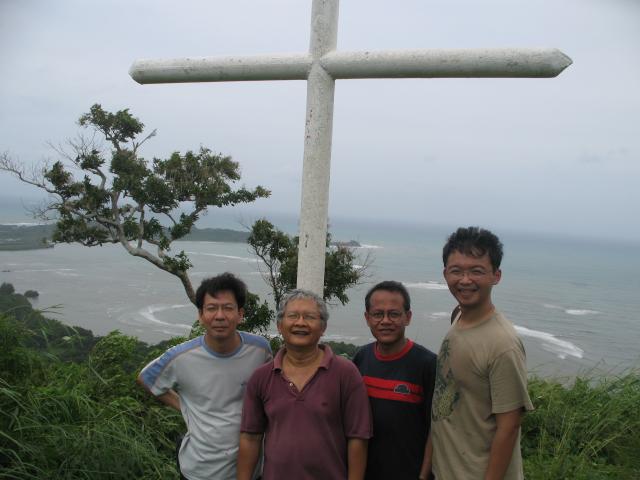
left=0, top=288, right=184, bottom=478
left=0, top=104, right=270, bottom=305
left=247, top=218, right=367, bottom=309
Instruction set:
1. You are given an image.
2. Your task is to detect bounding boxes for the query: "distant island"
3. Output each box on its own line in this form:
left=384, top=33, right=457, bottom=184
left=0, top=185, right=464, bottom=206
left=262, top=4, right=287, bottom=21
left=0, top=223, right=361, bottom=251
left=0, top=224, right=54, bottom=251
left=331, top=240, right=361, bottom=248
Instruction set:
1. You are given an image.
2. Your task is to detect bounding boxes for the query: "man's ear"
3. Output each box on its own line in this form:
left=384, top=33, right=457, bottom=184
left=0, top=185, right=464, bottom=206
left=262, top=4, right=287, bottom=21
left=493, top=269, right=502, bottom=284
left=405, top=310, right=412, bottom=326
left=238, top=308, right=245, bottom=323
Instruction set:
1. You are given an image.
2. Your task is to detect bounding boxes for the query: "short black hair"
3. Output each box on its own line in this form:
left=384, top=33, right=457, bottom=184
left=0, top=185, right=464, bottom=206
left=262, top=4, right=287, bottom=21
left=442, top=226, right=504, bottom=271
left=364, top=280, right=411, bottom=312
left=195, top=272, right=247, bottom=311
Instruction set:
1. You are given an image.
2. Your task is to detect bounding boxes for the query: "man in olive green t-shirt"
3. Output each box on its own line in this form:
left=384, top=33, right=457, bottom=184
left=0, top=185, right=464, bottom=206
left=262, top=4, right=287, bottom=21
left=430, top=227, right=533, bottom=480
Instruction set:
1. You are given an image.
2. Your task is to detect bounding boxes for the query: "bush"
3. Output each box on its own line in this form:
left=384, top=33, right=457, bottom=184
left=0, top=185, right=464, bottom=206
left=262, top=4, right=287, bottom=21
left=0, top=283, right=14, bottom=295
left=522, top=373, right=640, bottom=479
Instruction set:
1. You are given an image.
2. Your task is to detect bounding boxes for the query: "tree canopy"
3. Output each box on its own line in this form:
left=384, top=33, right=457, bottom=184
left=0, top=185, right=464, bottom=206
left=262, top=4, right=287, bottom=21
left=248, top=218, right=368, bottom=309
left=0, top=104, right=270, bottom=304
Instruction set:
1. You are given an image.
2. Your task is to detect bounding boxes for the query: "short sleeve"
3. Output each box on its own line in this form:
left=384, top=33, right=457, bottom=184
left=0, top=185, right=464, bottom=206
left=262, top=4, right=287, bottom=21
left=240, top=368, right=268, bottom=434
left=139, top=351, right=178, bottom=397
left=489, top=347, right=534, bottom=414
left=340, top=360, right=373, bottom=439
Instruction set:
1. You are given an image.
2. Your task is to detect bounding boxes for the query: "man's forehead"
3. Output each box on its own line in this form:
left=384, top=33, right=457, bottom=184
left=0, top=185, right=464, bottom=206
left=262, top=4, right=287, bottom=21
left=285, top=298, right=320, bottom=312
left=203, top=290, right=237, bottom=304
left=446, top=250, right=492, bottom=266
left=369, top=289, right=405, bottom=304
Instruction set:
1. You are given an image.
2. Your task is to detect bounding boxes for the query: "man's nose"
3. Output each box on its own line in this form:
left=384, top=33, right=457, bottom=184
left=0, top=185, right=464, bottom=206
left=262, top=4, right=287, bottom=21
left=459, top=272, right=474, bottom=282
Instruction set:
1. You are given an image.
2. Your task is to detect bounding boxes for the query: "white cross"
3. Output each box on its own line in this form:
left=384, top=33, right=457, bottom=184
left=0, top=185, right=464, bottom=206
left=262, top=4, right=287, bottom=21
left=129, top=0, right=571, bottom=296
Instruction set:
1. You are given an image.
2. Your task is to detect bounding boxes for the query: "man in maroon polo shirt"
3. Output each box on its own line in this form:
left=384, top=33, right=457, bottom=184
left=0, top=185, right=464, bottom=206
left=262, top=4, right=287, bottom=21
left=237, top=289, right=372, bottom=480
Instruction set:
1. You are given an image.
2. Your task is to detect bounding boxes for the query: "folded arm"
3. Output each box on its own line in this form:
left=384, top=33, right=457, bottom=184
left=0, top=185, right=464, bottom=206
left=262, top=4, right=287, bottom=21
left=136, top=375, right=181, bottom=411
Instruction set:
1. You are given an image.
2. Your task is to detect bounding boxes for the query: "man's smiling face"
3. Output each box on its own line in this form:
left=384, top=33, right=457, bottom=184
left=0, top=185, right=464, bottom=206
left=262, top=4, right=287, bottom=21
left=444, top=251, right=501, bottom=312
left=278, top=298, right=326, bottom=349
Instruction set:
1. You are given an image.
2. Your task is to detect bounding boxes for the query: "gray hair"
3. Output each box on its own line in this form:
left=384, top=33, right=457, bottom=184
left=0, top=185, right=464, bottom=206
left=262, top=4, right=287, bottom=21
left=276, top=289, right=329, bottom=325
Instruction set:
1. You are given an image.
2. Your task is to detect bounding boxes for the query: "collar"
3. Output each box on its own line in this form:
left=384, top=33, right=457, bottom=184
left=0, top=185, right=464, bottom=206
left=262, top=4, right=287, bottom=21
left=374, top=339, right=414, bottom=361
left=273, top=343, right=333, bottom=371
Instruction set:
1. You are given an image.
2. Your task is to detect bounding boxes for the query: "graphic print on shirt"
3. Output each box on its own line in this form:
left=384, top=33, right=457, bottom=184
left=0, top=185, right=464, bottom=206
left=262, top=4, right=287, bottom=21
left=432, top=338, right=460, bottom=421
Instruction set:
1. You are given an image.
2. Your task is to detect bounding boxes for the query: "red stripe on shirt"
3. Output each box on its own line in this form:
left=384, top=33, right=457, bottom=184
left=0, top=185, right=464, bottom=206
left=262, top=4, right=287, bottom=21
left=366, top=385, right=423, bottom=403
left=362, top=376, right=424, bottom=404
left=363, top=376, right=424, bottom=394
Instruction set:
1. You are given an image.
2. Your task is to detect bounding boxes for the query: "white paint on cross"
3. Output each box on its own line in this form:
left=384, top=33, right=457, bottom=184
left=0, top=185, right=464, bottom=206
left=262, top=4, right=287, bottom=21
left=129, top=0, right=572, bottom=296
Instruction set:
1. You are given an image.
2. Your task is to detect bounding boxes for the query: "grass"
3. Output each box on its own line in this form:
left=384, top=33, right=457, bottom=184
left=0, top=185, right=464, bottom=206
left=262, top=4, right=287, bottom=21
left=522, top=371, right=640, bottom=479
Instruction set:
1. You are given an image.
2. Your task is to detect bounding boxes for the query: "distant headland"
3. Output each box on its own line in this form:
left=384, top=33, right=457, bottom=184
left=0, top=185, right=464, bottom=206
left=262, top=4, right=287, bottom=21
left=0, top=223, right=361, bottom=251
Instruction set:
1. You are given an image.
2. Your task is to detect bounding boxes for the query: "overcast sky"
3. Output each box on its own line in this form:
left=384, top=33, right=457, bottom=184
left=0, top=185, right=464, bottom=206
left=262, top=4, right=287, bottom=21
left=1, top=0, right=639, bottom=242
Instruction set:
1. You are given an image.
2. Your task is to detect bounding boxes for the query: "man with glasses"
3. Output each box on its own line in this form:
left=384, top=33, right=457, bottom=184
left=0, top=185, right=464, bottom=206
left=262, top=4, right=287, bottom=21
left=430, top=227, right=533, bottom=480
left=237, top=289, right=372, bottom=480
left=353, top=281, right=437, bottom=480
left=138, top=272, right=272, bottom=480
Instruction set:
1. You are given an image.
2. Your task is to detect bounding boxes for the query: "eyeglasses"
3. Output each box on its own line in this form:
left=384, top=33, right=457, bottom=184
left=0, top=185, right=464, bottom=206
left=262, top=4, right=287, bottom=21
left=367, top=310, right=405, bottom=322
left=445, top=267, right=490, bottom=279
left=284, top=312, right=321, bottom=322
left=203, top=304, right=238, bottom=314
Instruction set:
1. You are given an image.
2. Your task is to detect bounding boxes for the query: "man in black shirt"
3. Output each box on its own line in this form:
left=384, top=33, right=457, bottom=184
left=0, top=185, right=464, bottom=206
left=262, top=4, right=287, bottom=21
left=353, top=281, right=437, bottom=480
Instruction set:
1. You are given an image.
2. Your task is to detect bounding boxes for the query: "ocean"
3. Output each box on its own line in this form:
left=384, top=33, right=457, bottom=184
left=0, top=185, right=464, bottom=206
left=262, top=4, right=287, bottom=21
left=1, top=217, right=638, bottom=378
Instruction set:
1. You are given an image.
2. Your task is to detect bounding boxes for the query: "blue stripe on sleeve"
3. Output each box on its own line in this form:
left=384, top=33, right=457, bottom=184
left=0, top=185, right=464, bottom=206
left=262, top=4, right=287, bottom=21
left=239, top=331, right=272, bottom=354
left=140, top=337, right=202, bottom=389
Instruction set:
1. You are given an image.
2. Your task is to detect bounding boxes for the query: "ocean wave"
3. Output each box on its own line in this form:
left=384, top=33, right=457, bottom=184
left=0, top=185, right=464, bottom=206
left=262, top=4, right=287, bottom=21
left=1, top=222, right=46, bottom=226
left=185, top=251, right=258, bottom=263
left=14, top=268, right=80, bottom=277
left=430, top=312, right=450, bottom=318
left=405, top=281, right=449, bottom=291
left=514, top=325, right=584, bottom=360
left=543, top=303, right=562, bottom=310
left=565, top=309, right=600, bottom=316
left=137, top=304, right=193, bottom=331
left=543, top=304, right=600, bottom=316
left=357, top=244, right=382, bottom=249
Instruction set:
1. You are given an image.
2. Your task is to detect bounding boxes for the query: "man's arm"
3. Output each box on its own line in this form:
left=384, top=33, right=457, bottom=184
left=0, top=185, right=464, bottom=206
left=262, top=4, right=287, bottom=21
left=136, top=375, right=181, bottom=411
left=237, top=432, right=263, bottom=480
left=347, top=437, right=368, bottom=480
left=484, top=408, right=523, bottom=480
left=419, top=432, right=433, bottom=480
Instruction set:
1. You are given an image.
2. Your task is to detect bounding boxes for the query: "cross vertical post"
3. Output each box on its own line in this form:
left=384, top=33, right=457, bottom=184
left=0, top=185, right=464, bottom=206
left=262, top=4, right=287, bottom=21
left=298, top=0, right=339, bottom=294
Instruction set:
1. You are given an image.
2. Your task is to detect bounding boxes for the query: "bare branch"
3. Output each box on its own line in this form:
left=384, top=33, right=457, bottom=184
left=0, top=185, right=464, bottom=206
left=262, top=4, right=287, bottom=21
left=132, top=128, right=157, bottom=154
left=0, top=152, right=58, bottom=194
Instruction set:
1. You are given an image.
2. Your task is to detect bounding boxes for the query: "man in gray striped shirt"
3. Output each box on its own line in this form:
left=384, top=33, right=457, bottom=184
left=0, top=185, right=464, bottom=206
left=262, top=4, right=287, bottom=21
left=138, top=272, right=272, bottom=480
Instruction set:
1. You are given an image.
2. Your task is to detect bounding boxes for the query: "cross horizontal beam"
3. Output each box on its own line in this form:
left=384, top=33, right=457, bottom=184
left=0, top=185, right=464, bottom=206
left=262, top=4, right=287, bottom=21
left=129, top=48, right=571, bottom=84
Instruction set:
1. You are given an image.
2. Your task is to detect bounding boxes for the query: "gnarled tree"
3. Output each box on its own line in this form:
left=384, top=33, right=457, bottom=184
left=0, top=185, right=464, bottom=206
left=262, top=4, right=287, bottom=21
left=0, top=104, right=270, bottom=308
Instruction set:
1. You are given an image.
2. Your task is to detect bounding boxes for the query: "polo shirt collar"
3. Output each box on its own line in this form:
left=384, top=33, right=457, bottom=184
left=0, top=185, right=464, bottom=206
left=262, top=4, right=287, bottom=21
left=273, top=344, right=334, bottom=371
